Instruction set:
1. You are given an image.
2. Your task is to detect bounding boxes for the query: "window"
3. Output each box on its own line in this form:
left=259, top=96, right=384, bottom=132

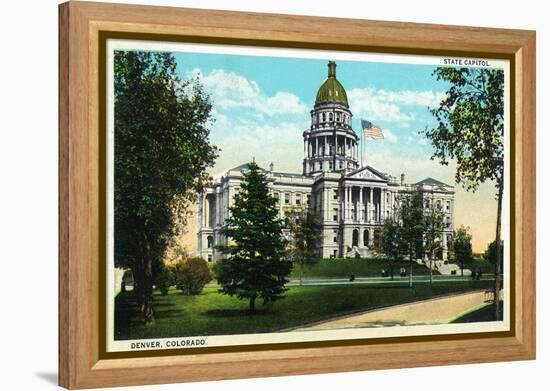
left=446, top=201, right=451, bottom=211
left=273, top=192, right=280, bottom=204
left=329, top=162, right=333, bottom=170
left=352, top=229, right=359, bottom=247
left=333, top=189, right=338, bottom=200
left=295, top=195, right=301, bottom=205
left=307, top=194, right=311, bottom=205
left=329, top=113, right=333, bottom=121
left=333, top=208, right=338, bottom=221
left=207, top=235, right=213, bottom=248
left=207, top=255, right=212, bottom=262
left=285, top=193, right=291, bottom=204
left=322, top=113, right=326, bottom=122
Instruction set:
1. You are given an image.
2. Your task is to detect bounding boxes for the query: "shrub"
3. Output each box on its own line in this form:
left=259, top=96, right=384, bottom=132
left=154, top=268, right=173, bottom=295
left=174, top=257, right=212, bottom=295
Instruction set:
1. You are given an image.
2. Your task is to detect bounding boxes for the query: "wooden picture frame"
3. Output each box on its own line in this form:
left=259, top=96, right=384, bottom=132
left=59, top=1, right=536, bottom=389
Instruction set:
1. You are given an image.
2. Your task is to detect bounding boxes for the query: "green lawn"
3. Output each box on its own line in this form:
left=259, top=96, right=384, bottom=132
left=452, top=301, right=503, bottom=323
left=289, top=257, right=438, bottom=278
left=115, top=280, right=493, bottom=340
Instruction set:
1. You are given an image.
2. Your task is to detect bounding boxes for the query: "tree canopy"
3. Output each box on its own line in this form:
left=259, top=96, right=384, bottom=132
left=424, top=67, right=504, bottom=192
left=114, top=50, right=218, bottom=323
left=285, top=207, right=324, bottom=284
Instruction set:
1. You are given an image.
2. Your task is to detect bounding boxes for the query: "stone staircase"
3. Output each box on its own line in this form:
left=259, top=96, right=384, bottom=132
left=344, top=246, right=376, bottom=258
left=428, top=259, right=471, bottom=276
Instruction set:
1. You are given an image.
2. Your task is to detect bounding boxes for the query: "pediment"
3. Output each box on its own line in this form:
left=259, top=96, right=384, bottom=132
left=346, top=166, right=387, bottom=181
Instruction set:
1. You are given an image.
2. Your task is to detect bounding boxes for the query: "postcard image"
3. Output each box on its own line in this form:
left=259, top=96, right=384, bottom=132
left=105, top=40, right=510, bottom=353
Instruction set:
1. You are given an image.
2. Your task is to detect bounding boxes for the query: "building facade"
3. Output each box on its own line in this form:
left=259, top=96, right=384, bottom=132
left=197, top=61, right=455, bottom=262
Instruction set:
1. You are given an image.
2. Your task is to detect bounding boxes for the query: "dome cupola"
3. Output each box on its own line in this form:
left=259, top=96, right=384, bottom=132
left=315, top=61, right=348, bottom=105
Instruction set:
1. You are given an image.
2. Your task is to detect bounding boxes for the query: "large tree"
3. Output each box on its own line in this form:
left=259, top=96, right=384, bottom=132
left=424, top=67, right=504, bottom=319
left=114, top=51, right=218, bottom=323
left=285, top=207, right=323, bottom=285
left=398, top=189, right=425, bottom=288
left=453, top=226, right=473, bottom=277
left=381, top=214, right=401, bottom=280
left=215, top=162, right=292, bottom=314
left=424, top=207, right=444, bottom=283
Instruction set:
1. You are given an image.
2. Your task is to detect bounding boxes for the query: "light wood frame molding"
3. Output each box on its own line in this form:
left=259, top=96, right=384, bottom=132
left=59, top=1, right=536, bottom=388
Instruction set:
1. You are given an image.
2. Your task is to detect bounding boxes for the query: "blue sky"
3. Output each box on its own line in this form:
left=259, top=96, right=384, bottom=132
left=173, top=52, right=451, bottom=177
left=168, top=50, right=498, bottom=251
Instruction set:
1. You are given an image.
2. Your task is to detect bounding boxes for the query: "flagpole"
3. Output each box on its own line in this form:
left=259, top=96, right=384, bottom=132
left=360, top=129, right=363, bottom=168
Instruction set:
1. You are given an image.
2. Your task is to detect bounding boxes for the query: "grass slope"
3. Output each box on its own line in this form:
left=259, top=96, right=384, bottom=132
left=289, top=257, right=438, bottom=278
left=115, top=280, right=493, bottom=340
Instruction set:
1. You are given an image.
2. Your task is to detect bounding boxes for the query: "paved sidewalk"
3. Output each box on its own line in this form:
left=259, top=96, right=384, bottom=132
left=292, top=290, right=492, bottom=331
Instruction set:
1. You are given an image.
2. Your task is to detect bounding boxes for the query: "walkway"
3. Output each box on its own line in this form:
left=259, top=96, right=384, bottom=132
left=292, top=290, right=491, bottom=331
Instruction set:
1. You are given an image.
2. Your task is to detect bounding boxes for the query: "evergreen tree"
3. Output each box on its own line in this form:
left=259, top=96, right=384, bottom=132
left=215, top=162, right=292, bottom=314
left=114, top=51, right=218, bottom=323
left=285, top=207, right=324, bottom=285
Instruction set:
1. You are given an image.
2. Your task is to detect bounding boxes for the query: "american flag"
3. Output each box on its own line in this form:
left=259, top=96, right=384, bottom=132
left=361, top=119, right=384, bottom=139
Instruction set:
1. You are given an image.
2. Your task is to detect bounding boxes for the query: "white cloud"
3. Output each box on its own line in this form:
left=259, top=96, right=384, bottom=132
left=418, top=138, right=428, bottom=146
left=377, top=89, right=447, bottom=107
left=347, top=87, right=446, bottom=123
left=189, top=68, right=307, bottom=116
left=211, top=120, right=307, bottom=176
left=383, top=129, right=398, bottom=143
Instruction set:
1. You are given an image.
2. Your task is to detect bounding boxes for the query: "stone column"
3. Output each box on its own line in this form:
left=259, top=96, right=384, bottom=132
left=376, top=188, right=380, bottom=222
left=344, top=187, right=348, bottom=221
left=358, top=186, right=364, bottom=222
left=369, top=187, right=374, bottom=223
left=340, top=187, right=345, bottom=221
left=315, top=137, right=319, bottom=157
left=381, top=188, right=385, bottom=222
left=346, top=186, right=351, bottom=221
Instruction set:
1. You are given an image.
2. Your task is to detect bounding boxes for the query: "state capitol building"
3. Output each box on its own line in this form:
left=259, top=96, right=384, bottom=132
left=197, top=61, right=455, bottom=261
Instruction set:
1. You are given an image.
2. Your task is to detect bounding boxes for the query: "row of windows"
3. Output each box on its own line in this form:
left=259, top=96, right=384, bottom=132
left=312, top=111, right=350, bottom=125
left=425, top=199, right=452, bottom=211
left=309, top=160, right=354, bottom=171
left=273, top=192, right=311, bottom=206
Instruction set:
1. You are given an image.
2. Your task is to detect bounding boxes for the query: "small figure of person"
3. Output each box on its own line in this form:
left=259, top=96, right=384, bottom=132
left=349, top=273, right=355, bottom=282
left=471, top=269, right=477, bottom=280
left=477, top=270, right=483, bottom=280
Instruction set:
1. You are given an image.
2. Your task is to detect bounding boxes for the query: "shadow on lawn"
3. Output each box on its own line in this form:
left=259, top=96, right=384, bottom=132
left=202, top=308, right=273, bottom=317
